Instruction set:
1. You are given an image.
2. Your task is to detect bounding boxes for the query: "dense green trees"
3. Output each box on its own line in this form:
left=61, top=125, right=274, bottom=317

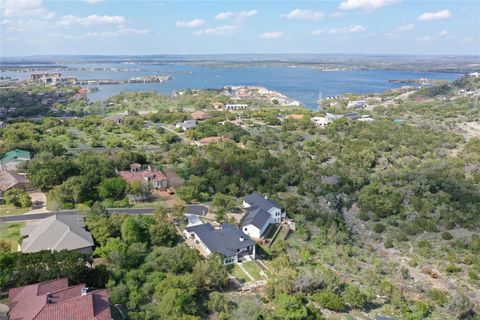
left=0, top=250, right=108, bottom=291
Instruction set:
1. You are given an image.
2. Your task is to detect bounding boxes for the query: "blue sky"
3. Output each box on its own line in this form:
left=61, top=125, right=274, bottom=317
left=1, top=0, right=479, bottom=56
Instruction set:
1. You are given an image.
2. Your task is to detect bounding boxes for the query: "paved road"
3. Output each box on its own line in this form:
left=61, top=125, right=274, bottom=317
left=0, top=205, right=208, bottom=223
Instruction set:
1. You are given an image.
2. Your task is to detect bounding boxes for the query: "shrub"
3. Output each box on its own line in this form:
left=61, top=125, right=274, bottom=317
left=384, top=238, right=394, bottom=248
left=396, top=232, right=409, bottom=242
left=441, top=231, right=453, bottom=240
left=446, top=265, right=462, bottom=274
left=3, top=189, right=32, bottom=208
left=427, top=288, right=447, bottom=306
left=343, top=284, right=370, bottom=310
left=359, top=211, right=370, bottom=221
left=312, top=291, right=346, bottom=312
left=373, top=223, right=386, bottom=234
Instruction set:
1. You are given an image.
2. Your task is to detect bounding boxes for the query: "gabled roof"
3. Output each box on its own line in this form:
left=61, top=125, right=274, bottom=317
left=118, top=169, right=167, bottom=183
left=8, top=278, right=111, bottom=320
left=21, top=214, right=94, bottom=253
left=239, top=206, right=271, bottom=229
left=0, top=170, right=27, bottom=191
left=185, top=223, right=255, bottom=257
left=1, top=149, right=31, bottom=163
left=243, top=192, right=282, bottom=211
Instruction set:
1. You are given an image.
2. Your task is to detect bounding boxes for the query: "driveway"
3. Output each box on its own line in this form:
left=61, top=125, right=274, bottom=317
left=28, top=191, right=47, bottom=214
left=185, top=213, right=202, bottom=226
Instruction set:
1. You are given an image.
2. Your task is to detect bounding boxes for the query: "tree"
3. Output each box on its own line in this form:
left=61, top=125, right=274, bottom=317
left=311, top=291, right=346, bottom=312
left=192, top=254, right=229, bottom=291
left=171, top=200, right=186, bottom=222
left=26, top=152, right=78, bottom=190
left=99, top=177, right=127, bottom=200
left=49, top=176, right=88, bottom=207
left=121, top=216, right=147, bottom=244
left=84, top=203, right=116, bottom=245
left=211, top=193, right=237, bottom=222
left=343, top=284, right=370, bottom=310
left=127, top=180, right=151, bottom=201
left=153, top=203, right=168, bottom=222
left=3, top=189, right=31, bottom=208
left=149, top=223, right=177, bottom=247
left=207, top=292, right=231, bottom=315
left=0, top=252, right=15, bottom=289
left=274, top=293, right=319, bottom=320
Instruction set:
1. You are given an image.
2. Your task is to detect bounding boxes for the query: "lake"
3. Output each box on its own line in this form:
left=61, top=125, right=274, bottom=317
left=2, top=62, right=462, bottom=109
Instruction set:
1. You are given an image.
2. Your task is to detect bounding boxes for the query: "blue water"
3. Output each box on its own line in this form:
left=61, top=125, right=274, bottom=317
left=2, top=63, right=462, bottom=109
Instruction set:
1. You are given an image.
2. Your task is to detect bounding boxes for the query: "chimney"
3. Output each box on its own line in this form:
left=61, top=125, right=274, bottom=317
left=239, top=236, right=244, bottom=242
left=81, top=287, right=88, bottom=296
left=46, top=293, right=52, bottom=304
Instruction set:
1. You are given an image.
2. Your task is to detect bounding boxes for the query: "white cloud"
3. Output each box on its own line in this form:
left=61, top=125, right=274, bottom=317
left=58, top=14, right=126, bottom=27
left=214, top=10, right=258, bottom=21
left=85, top=28, right=149, bottom=37
left=175, top=19, right=205, bottom=28
left=1, top=0, right=55, bottom=18
left=397, top=23, right=414, bottom=31
left=438, top=30, right=449, bottom=36
left=48, top=32, right=83, bottom=40
left=259, top=31, right=283, bottom=39
left=196, top=10, right=257, bottom=36
left=418, top=9, right=451, bottom=21
left=312, top=24, right=366, bottom=35
left=415, top=35, right=434, bottom=41
left=194, top=24, right=238, bottom=36
left=85, top=0, right=104, bottom=3
left=330, top=11, right=346, bottom=18
left=283, top=9, right=324, bottom=21
left=339, top=0, right=399, bottom=10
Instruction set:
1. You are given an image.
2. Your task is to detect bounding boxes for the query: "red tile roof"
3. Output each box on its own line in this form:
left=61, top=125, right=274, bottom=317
left=191, top=110, right=209, bottom=120
left=8, top=278, right=111, bottom=320
left=118, top=169, right=167, bottom=184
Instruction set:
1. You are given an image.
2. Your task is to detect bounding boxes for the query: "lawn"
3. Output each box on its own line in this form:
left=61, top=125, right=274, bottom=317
left=0, top=204, right=29, bottom=216
left=231, top=264, right=251, bottom=283
left=0, top=222, right=24, bottom=252
left=242, top=261, right=266, bottom=281
left=269, top=226, right=290, bottom=247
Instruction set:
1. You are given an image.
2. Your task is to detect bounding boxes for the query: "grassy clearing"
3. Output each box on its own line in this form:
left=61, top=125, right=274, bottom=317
left=242, top=261, right=265, bottom=281
left=0, top=204, right=29, bottom=216
left=0, top=222, right=24, bottom=251
left=231, top=264, right=251, bottom=283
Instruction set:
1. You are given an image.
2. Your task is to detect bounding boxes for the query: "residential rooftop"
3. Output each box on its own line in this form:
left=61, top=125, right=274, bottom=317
left=21, top=214, right=94, bottom=253
left=184, top=223, right=255, bottom=257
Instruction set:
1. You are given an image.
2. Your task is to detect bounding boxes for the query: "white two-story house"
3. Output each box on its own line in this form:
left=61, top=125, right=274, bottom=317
left=240, top=192, right=285, bottom=238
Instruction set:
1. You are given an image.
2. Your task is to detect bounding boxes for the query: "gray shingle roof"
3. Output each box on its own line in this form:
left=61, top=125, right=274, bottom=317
left=21, top=214, right=94, bottom=253
left=185, top=223, right=255, bottom=257
left=239, top=206, right=271, bottom=229
left=243, top=192, right=282, bottom=211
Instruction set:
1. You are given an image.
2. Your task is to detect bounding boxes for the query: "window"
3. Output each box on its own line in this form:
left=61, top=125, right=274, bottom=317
left=244, top=227, right=247, bottom=231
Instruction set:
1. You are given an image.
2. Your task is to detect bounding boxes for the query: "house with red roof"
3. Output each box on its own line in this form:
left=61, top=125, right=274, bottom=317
left=117, top=163, right=168, bottom=190
left=8, top=278, right=111, bottom=320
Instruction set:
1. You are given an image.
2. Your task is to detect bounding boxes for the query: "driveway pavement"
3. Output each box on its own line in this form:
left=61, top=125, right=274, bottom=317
left=28, top=191, right=48, bottom=214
